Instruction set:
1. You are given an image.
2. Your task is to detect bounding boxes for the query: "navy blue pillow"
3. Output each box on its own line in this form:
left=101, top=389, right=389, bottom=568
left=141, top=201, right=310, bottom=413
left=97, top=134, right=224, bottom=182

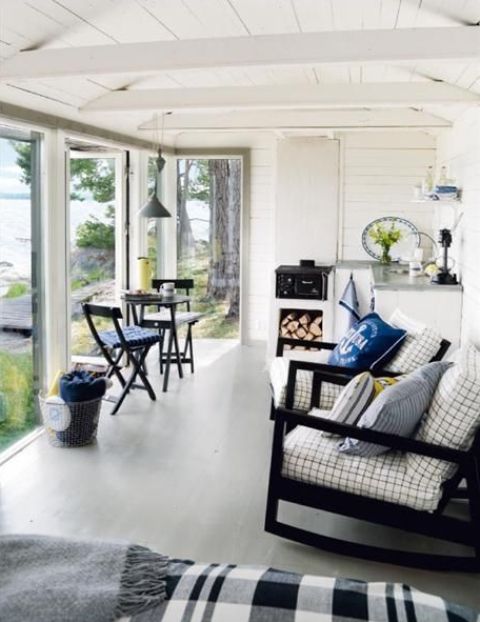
left=328, top=313, right=406, bottom=370
left=60, top=370, right=107, bottom=403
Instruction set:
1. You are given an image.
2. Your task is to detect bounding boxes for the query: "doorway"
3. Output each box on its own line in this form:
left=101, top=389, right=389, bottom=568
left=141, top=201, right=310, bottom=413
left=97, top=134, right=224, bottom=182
left=67, top=145, right=124, bottom=357
left=175, top=158, right=242, bottom=340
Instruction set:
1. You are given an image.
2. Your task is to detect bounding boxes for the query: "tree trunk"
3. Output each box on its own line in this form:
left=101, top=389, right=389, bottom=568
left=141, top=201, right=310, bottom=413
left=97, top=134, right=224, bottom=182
left=226, top=159, right=241, bottom=319
left=206, top=159, right=241, bottom=319
left=207, top=160, right=230, bottom=300
left=177, top=159, right=194, bottom=261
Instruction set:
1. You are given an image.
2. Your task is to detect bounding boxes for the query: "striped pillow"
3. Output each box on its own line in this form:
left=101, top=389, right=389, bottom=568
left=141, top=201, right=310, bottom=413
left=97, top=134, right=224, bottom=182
left=338, top=361, right=451, bottom=457
left=313, top=372, right=398, bottom=438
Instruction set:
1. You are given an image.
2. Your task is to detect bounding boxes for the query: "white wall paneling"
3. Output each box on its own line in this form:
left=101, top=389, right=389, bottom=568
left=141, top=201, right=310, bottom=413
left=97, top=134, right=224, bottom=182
left=437, top=108, right=480, bottom=347
left=338, top=132, right=437, bottom=261
left=275, top=137, right=339, bottom=265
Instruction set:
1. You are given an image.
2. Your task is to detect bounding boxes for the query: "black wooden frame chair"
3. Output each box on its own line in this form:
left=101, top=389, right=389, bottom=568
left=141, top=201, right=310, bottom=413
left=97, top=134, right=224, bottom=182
left=142, top=279, right=202, bottom=376
left=82, top=303, right=159, bottom=415
left=265, top=366, right=480, bottom=572
left=269, top=336, right=451, bottom=420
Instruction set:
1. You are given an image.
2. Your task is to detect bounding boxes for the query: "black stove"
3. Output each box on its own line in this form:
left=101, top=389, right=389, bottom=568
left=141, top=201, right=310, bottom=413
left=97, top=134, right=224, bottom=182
left=275, top=264, right=332, bottom=300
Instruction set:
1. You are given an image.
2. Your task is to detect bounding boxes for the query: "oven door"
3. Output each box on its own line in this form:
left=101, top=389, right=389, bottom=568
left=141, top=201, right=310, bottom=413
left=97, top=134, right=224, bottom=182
left=294, top=275, right=323, bottom=298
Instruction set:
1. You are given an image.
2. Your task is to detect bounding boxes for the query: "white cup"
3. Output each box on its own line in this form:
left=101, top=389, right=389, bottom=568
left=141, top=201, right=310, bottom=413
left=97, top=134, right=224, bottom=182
left=161, top=282, right=175, bottom=297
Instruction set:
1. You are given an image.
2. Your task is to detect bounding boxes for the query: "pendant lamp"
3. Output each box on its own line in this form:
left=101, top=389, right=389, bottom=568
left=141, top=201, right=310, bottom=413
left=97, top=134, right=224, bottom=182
left=139, top=113, right=171, bottom=219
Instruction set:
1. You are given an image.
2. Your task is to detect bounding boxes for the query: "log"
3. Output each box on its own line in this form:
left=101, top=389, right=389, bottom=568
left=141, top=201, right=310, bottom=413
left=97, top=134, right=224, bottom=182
left=281, top=312, right=295, bottom=326
left=313, top=315, right=322, bottom=325
left=280, top=326, right=289, bottom=337
left=309, top=322, right=322, bottom=337
left=287, top=320, right=299, bottom=332
left=296, top=327, right=307, bottom=339
left=313, top=336, right=322, bottom=342
left=299, top=313, right=311, bottom=326
left=304, top=332, right=314, bottom=341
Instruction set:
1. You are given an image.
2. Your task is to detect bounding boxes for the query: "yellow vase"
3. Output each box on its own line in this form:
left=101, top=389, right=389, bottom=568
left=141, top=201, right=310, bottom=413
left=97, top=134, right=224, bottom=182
left=137, top=257, right=152, bottom=291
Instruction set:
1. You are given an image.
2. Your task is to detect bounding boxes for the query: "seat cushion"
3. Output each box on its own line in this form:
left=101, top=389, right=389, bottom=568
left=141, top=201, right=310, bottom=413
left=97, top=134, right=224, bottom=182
left=327, top=313, right=406, bottom=371
left=142, top=310, right=203, bottom=326
left=339, top=361, right=451, bottom=457
left=282, top=424, right=443, bottom=511
left=269, top=357, right=342, bottom=411
left=99, top=326, right=160, bottom=349
left=407, top=345, right=480, bottom=483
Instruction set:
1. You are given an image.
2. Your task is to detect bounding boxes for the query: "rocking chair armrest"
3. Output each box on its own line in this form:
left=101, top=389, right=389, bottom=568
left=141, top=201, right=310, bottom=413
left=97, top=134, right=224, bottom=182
left=275, top=407, right=468, bottom=465
left=285, top=361, right=353, bottom=409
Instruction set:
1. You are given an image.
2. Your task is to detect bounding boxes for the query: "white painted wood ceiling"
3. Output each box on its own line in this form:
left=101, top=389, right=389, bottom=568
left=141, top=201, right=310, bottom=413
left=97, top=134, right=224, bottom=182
left=0, top=0, right=479, bottom=141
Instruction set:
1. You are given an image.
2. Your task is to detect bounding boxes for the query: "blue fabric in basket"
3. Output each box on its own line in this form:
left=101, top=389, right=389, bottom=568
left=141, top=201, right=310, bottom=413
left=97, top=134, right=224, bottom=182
left=328, top=312, right=406, bottom=371
left=60, top=370, right=106, bottom=403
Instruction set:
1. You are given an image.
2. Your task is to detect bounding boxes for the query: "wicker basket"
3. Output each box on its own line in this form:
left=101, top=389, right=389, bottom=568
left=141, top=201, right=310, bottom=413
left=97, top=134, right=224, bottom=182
left=39, top=395, right=102, bottom=447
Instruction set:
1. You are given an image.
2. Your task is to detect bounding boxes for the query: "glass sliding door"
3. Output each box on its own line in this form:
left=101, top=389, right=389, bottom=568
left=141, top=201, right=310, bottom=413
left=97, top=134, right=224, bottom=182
left=176, top=158, right=241, bottom=339
left=0, top=129, right=42, bottom=452
left=68, top=150, right=122, bottom=356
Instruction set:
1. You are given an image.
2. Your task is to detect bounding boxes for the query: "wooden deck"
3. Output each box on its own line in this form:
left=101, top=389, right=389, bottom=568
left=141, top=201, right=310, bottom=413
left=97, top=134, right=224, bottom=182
left=0, top=295, right=32, bottom=335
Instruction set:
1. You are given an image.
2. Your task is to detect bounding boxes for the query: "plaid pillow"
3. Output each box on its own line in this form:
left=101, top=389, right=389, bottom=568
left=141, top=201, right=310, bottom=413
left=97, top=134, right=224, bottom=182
left=386, top=309, right=443, bottom=374
left=407, top=345, right=480, bottom=482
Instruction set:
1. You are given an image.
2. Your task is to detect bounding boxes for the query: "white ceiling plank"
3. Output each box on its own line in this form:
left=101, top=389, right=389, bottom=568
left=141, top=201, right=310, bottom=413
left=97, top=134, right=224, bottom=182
left=290, top=0, right=333, bottom=32
left=228, top=0, right=299, bottom=35
left=83, top=81, right=480, bottom=113
left=2, top=27, right=480, bottom=81
left=137, top=109, right=451, bottom=131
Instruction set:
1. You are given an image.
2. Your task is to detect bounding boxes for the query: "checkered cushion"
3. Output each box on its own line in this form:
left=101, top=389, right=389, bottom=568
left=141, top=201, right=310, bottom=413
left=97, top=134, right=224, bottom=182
left=269, top=357, right=342, bottom=411
left=143, top=310, right=203, bottom=326
left=386, top=309, right=443, bottom=374
left=282, top=422, right=443, bottom=511
left=408, top=345, right=480, bottom=483
left=99, top=325, right=160, bottom=348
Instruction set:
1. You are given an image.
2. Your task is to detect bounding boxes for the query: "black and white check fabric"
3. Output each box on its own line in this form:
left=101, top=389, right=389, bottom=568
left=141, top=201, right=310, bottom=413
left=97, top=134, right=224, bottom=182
left=269, top=357, right=342, bottom=411
left=130, top=559, right=479, bottom=621
left=282, top=423, right=443, bottom=511
left=386, top=309, right=443, bottom=374
left=408, top=345, right=480, bottom=482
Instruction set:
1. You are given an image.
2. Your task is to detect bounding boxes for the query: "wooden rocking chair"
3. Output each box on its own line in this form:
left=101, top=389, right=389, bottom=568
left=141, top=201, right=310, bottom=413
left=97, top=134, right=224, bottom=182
left=264, top=365, right=480, bottom=572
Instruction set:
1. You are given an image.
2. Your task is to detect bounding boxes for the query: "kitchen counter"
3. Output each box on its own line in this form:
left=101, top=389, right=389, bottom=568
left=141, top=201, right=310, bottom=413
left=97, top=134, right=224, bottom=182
left=370, top=264, right=463, bottom=292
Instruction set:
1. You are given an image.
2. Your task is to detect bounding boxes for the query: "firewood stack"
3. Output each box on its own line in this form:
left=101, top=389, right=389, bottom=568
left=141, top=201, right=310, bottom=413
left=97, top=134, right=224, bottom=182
left=279, top=311, right=323, bottom=347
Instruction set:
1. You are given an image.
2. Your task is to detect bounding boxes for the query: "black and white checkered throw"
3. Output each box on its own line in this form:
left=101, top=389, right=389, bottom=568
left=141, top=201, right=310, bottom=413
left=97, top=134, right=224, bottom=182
left=131, top=560, right=479, bottom=621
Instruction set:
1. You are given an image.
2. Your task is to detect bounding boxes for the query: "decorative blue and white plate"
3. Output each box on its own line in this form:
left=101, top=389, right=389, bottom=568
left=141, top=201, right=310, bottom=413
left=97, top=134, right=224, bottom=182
left=362, top=217, right=420, bottom=261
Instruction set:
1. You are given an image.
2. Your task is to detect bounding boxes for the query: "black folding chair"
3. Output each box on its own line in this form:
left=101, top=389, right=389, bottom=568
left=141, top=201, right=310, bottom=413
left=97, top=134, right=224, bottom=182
left=82, top=303, right=160, bottom=415
left=142, top=279, right=203, bottom=375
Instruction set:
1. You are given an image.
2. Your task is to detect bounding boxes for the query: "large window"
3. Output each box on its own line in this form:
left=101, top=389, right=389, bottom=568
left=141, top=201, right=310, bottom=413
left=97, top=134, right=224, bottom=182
left=0, top=131, right=41, bottom=451
left=176, top=158, right=241, bottom=339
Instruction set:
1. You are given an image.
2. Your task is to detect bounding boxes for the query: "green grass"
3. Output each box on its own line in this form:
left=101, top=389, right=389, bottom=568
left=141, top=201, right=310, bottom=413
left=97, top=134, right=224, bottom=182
left=0, top=350, right=36, bottom=451
left=3, top=282, right=29, bottom=299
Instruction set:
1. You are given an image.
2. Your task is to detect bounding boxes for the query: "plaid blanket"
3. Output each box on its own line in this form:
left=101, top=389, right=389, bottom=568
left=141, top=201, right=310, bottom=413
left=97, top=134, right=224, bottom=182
left=130, top=560, right=479, bottom=621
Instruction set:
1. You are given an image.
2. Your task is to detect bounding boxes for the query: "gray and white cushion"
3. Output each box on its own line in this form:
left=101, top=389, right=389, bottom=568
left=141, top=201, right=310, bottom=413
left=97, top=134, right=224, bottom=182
left=338, top=361, right=451, bottom=457
left=282, top=424, right=443, bottom=511
left=143, top=310, right=203, bottom=325
left=407, top=345, right=480, bottom=483
left=269, top=357, right=342, bottom=411
left=386, top=309, right=443, bottom=374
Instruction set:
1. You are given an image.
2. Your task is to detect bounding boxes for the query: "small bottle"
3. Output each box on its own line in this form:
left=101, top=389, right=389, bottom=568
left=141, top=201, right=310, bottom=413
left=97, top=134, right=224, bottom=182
left=438, top=165, right=448, bottom=186
left=422, top=165, right=434, bottom=196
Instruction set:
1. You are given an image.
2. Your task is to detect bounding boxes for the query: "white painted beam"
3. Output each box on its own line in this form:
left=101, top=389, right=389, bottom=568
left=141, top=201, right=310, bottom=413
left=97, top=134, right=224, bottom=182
left=137, top=109, right=451, bottom=131
left=1, top=27, right=480, bottom=80
left=83, top=82, right=479, bottom=112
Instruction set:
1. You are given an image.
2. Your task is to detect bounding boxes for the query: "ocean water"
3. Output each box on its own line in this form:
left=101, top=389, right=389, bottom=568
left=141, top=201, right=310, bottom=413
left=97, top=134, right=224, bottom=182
left=0, top=198, right=108, bottom=290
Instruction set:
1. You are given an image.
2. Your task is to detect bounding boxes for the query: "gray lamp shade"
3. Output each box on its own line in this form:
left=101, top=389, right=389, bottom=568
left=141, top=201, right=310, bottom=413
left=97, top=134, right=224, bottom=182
left=139, top=194, right=171, bottom=218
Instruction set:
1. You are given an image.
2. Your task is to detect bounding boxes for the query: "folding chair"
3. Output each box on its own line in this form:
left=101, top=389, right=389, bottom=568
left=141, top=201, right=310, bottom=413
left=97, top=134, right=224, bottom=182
left=82, top=303, right=160, bottom=415
left=142, top=279, right=203, bottom=375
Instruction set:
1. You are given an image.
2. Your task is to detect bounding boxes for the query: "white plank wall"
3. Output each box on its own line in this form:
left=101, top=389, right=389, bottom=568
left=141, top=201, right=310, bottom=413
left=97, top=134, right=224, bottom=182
left=437, top=109, right=480, bottom=348
left=339, top=132, right=436, bottom=260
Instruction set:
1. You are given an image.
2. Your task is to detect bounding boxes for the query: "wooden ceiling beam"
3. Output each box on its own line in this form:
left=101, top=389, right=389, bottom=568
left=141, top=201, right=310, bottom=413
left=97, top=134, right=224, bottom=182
left=1, top=27, right=480, bottom=80
left=137, top=109, right=451, bottom=131
left=83, top=82, right=479, bottom=112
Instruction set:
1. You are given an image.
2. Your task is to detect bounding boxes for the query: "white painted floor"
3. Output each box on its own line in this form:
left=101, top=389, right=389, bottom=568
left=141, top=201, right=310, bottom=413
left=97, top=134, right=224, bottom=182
left=0, top=340, right=479, bottom=610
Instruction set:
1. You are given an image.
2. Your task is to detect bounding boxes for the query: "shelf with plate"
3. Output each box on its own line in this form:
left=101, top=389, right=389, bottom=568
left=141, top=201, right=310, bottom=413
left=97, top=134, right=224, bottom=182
left=411, top=199, right=461, bottom=204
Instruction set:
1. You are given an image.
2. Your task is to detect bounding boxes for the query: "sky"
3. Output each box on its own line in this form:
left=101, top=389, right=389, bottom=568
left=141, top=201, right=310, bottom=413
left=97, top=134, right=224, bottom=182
left=0, top=139, right=30, bottom=196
